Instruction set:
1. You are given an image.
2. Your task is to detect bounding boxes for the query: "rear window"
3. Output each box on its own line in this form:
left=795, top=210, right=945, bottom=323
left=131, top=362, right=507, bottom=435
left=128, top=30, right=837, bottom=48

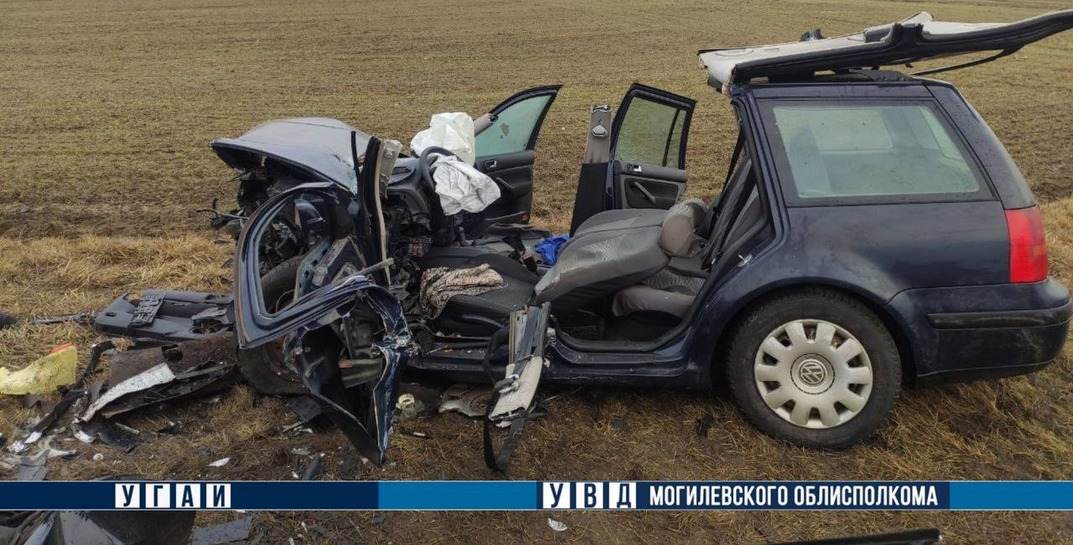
left=763, top=101, right=991, bottom=204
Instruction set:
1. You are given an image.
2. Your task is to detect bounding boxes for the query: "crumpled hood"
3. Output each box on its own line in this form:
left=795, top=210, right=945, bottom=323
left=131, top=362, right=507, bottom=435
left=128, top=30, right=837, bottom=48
left=211, top=117, right=371, bottom=192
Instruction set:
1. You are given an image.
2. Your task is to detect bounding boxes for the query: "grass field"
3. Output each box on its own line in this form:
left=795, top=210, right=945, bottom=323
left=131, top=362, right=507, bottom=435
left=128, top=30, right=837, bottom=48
left=3, top=0, right=1073, bottom=542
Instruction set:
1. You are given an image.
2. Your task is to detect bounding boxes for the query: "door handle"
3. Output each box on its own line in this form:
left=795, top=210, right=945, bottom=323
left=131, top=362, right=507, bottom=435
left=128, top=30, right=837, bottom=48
left=628, top=163, right=643, bottom=174
left=484, top=159, right=498, bottom=170
left=630, top=181, right=657, bottom=205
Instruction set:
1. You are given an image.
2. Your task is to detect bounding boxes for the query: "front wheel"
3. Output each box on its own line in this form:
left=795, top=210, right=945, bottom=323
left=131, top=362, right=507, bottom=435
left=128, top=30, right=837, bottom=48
left=724, top=289, right=901, bottom=449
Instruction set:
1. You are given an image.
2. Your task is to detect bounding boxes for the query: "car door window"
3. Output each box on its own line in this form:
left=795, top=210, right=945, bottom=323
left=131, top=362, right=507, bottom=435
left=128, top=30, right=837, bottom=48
left=613, top=97, right=688, bottom=168
left=475, top=95, right=552, bottom=157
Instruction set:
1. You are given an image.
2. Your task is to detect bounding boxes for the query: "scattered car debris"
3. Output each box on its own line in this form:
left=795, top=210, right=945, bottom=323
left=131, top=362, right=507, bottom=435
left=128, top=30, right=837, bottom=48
left=394, top=383, right=441, bottom=419
left=547, top=517, right=568, bottom=532
left=695, top=413, right=716, bottom=438
left=30, top=311, right=96, bottom=326
left=79, top=363, right=175, bottom=422
left=37, top=436, right=77, bottom=460
left=285, top=396, right=324, bottom=425
left=0, top=311, right=17, bottom=330
left=19, top=395, right=48, bottom=410
left=395, top=393, right=419, bottom=420
left=73, top=427, right=96, bottom=444
left=78, top=336, right=236, bottom=422
left=0, top=509, right=195, bottom=545
left=12, top=450, right=48, bottom=481
left=156, top=420, right=180, bottom=435
left=209, top=457, right=231, bottom=468
left=80, top=420, right=141, bottom=453
left=0, top=439, right=75, bottom=480
left=94, top=290, right=233, bottom=342
left=0, top=344, right=77, bottom=395
left=6, top=342, right=112, bottom=454
left=438, top=384, right=491, bottom=418
left=189, top=515, right=254, bottom=545
left=300, top=454, right=323, bottom=480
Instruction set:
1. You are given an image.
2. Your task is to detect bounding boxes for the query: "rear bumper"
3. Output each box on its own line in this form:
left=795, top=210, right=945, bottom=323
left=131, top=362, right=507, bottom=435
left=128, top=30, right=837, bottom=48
left=888, top=279, right=1070, bottom=383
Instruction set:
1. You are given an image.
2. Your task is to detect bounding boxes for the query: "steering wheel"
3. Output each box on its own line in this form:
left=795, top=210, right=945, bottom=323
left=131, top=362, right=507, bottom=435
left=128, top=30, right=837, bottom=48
left=418, top=146, right=458, bottom=191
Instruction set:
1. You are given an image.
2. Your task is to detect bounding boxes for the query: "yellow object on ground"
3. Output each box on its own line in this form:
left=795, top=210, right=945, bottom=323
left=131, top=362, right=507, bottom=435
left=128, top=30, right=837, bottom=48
left=0, top=344, right=78, bottom=395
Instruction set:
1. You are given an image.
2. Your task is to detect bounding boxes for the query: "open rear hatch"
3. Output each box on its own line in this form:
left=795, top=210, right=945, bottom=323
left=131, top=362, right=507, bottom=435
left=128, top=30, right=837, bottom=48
left=699, top=9, right=1073, bottom=91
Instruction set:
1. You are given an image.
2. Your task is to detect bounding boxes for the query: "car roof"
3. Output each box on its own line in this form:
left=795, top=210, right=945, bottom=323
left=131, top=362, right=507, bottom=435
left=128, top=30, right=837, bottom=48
left=698, top=9, right=1073, bottom=94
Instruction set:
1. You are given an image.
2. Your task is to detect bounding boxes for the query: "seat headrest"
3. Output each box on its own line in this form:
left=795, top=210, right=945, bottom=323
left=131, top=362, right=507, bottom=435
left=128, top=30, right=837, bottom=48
left=659, top=198, right=705, bottom=257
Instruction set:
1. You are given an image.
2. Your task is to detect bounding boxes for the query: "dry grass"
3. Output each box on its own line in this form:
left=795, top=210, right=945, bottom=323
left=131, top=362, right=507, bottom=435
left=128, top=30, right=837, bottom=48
left=3, top=0, right=1073, bottom=543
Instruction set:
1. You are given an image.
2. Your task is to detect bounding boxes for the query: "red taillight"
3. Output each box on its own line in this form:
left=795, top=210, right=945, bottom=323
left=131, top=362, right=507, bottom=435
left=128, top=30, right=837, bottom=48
left=1006, top=206, right=1048, bottom=283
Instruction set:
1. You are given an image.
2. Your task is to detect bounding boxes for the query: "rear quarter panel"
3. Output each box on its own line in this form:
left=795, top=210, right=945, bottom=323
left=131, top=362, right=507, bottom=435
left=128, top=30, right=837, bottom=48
left=784, top=201, right=1009, bottom=291
left=687, top=200, right=1009, bottom=371
left=689, top=82, right=1021, bottom=382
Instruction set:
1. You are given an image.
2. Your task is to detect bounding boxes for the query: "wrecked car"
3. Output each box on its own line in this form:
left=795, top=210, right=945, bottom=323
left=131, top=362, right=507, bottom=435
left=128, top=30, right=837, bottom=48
left=96, top=10, right=1073, bottom=465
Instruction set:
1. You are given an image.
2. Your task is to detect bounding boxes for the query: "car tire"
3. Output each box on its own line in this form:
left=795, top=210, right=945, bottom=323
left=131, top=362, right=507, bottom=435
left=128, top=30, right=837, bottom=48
left=236, top=257, right=306, bottom=395
left=724, top=288, right=901, bottom=449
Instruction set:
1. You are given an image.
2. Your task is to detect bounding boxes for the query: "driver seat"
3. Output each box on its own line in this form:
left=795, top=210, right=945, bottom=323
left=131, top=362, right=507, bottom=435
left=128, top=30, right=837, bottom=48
left=417, top=247, right=538, bottom=336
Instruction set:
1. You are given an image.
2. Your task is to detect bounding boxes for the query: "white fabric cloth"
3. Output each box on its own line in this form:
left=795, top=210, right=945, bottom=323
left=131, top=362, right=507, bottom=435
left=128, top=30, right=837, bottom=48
left=431, top=155, right=501, bottom=215
left=410, top=112, right=476, bottom=165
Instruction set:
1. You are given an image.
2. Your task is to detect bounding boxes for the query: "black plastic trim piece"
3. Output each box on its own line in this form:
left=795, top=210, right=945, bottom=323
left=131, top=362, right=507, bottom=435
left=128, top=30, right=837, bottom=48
left=927, top=300, right=1072, bottom=329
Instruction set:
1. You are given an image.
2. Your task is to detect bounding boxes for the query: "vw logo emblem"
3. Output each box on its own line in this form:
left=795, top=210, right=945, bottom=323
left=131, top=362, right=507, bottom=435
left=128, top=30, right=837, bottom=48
left=798, top=360, right=827, bottom=386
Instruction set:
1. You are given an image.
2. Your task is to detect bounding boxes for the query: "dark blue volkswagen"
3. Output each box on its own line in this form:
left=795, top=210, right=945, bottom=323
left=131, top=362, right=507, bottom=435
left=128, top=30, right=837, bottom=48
left=101, top=10, right=1073, bottom=463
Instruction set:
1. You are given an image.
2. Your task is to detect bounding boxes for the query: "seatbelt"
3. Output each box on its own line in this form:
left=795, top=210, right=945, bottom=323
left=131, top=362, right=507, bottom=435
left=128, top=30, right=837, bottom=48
left=480, top=328, right=527, bottom=472
left=702, top=132, right=744, bottom=239
left=725, top=131, right=744, bottom=185
left=701, top=132, right=745, bottom=263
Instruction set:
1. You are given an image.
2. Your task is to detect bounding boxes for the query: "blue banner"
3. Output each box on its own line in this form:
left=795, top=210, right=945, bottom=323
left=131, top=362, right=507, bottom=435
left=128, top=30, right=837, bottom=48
left=0, top=481, right=1071, bottom=511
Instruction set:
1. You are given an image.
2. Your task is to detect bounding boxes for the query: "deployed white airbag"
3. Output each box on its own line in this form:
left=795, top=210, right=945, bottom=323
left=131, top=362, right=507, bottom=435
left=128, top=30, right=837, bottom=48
left=410, top=112, right=477, bottom=165
left=431, top=155, right=501, bottom=215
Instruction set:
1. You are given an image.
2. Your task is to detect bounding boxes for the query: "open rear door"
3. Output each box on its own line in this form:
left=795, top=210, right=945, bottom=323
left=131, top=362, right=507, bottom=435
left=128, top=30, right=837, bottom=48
left=569, top=84, right=695, bottom=232
left=474, top=85, right=561, bottom=223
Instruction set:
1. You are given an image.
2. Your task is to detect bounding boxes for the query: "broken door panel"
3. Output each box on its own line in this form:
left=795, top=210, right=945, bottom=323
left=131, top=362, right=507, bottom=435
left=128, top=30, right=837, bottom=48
left=94, top=291, right=232, bottom=343
left=78, top=336, right=237, bottom=422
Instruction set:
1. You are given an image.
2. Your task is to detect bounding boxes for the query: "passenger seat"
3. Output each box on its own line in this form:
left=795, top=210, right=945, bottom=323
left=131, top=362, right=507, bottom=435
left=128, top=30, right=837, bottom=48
left=533, top=199, right=706, bottom=316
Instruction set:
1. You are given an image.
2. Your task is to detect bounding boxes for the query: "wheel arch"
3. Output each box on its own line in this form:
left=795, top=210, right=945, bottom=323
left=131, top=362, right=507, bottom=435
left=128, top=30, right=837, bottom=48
left=709, top=281, right=918, bottom=387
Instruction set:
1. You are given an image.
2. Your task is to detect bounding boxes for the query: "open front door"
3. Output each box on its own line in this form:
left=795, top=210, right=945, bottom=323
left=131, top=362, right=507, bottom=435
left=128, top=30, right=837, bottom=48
left=474, top=85, right=561, bottom=223
left=569, top=84, right=695, bottom=233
